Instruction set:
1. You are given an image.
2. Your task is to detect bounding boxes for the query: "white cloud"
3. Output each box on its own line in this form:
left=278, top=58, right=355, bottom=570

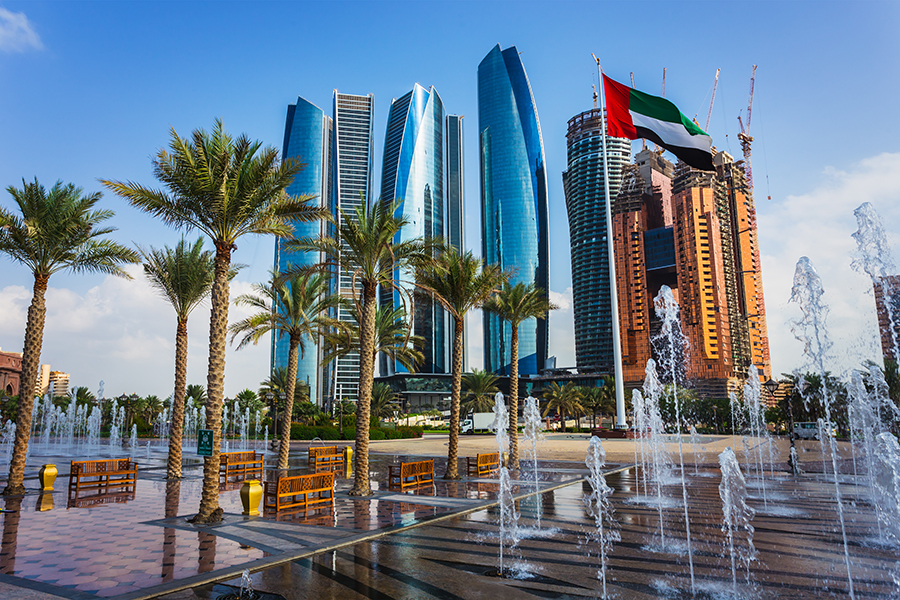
left=0, top=8, right=43, bottom=53
left=0, top=265, right=268, bottom=398
left=548, top=286, right=575, bottom=367
left=759, top=152, right=900, bottom=378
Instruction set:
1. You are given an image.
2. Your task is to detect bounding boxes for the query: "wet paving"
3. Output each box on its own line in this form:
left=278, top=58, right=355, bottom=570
left=165, top=467, right=900, bottom=600
left=0, top=444, right=898, bottom=599
left=0, top=447, right=590, bottom=599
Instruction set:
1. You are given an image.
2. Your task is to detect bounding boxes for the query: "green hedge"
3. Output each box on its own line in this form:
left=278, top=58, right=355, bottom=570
left=289, top=423, right=422, bottom=441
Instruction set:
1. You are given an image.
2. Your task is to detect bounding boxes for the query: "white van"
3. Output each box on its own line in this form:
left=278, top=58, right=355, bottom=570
left=794, top=421, right=834, bottom=439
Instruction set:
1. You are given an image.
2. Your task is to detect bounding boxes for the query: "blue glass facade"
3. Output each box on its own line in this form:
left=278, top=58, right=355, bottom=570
left=478, top=45, right=549, bottom=376
left=272, top=97, right=332, bottom=406
left=562, top=109, right=630, bottom=371
left=380, top=84, right=447, bottom=375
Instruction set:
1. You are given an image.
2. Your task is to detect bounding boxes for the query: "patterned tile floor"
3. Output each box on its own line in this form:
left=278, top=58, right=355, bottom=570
left=0, top=447, right=589, bottom=599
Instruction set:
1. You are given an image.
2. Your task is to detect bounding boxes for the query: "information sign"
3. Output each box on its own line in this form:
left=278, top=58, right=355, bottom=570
left=198, top=429, right=214, bottom=457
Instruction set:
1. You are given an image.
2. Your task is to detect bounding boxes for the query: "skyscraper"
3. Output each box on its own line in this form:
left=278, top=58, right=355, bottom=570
left=611, top=149, right=772, bottom=397
left=562, top=109, right=631, bottom=371
left=273, top=96, right=332, bottom=406
left=379, top=84, right=448, bottom=375
left=478, top=44, right=549, bottom=376
left=330, top=91, right=375, bottom=403
left=446, top=114, right=467, bottom=371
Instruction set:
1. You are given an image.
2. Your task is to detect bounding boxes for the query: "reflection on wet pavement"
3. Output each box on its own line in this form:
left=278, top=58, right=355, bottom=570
left=0, top=451, right=583, bottom=599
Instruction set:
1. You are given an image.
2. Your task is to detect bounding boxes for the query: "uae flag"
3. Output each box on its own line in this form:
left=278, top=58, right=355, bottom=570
left=604, top=75, right=714, bottom=171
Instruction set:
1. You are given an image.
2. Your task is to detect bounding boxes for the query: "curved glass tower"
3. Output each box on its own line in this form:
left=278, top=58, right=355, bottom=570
left=562, top=108, right=631, bottom=371
left=273, top=96, right=332, bottom=406
left=380, top=84, right=447, bottom=375
left=478, top=44, right=549, bottom=376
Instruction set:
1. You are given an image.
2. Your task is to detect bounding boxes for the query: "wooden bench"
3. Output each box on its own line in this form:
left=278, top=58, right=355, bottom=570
left=466, top=452, right=500, bottom=477
left=308, top=445, right=343, bottom=467
left=388, top=459, right=434, bottom=489
left=219, top=451, right=264, bottom=481
left=69, top=458, right=137, bottom=493
left=263, top=471, right=334, bottom=512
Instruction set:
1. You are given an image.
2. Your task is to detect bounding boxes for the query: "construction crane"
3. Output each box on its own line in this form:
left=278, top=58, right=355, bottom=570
left=737, top=65, right=757, bottom=191
left=705, top=68, right=720, bottom=131
left=662, top=67, right=666, bottom=97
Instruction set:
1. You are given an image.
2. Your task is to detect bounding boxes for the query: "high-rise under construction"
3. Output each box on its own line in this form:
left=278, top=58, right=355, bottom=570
left=611, top=148, right=771, bottom=397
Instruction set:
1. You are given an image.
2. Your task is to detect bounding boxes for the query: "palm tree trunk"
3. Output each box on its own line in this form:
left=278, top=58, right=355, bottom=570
left=192, top=244, right=230, bottom=523
left=508, top=327, right=520, bottom=469
left=3, top=276, right=48, bottom=496
left=166, top=318, right=188, bottom=479
left=445, top=317, right=464, bottom=479
left=277, top=336, right=300, bottom=470
left=349, top=283, right=377, bottom=496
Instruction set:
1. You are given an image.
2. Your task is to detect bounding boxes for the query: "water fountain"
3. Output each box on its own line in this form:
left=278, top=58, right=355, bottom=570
left=129, top=425, right=138, bottom=455
left=490, top=392, right=518, bottom=577
left=652, top=286, right=695, bottom=594
left=583, top=436, right=619, bottom=599
left=718, top=447, right=756, bottom=596
left=635, top=360, right=673, bottom=553
left=789, top=256, right=856, bottom=599
left=743, top=366, right=769, bottom=510
left=874, top=432, right=900, bottom=547
left=522, top=395, right=544, bottom=528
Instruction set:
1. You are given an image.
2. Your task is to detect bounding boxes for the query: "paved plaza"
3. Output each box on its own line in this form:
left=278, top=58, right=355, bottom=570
left=0, top=435, right=895, bottom=599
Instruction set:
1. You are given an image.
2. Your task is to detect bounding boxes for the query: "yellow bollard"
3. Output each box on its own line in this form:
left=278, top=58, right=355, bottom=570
left=240, top=480, right=262, bottom=516
left=502, top=452, right=509, bottom=467
left=38, top=464, right=57, bottom=491
left=343, top=446, right=353, bottom=478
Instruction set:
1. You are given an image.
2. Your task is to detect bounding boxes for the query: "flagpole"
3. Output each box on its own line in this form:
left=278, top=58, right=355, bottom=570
left=593, top=54, right=627, bottom=429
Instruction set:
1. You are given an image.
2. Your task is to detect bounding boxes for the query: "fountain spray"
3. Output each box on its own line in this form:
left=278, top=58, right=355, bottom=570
left=491, top=391, right=519, bottom=576
left=584, top=436, right=619, bottom=599
left=654, top=286, right=695, bottom=594
left=789, top=256, right=855, bottom=599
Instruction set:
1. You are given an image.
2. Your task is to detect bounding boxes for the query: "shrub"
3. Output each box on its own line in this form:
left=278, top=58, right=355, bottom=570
left=319, top=426, right=341, bottom=440
left=397, top=426, right=424, bottom=439
left=289, top=423, right=317, bottom=440
left=369, top=429, right=386, bottom=441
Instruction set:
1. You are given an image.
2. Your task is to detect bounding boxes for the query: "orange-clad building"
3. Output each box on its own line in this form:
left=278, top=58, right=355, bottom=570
left=611, top=149, right=771, bottom=399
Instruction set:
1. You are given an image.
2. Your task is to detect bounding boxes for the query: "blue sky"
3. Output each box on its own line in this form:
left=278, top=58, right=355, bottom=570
left=1, top=1, right=898, bottom=398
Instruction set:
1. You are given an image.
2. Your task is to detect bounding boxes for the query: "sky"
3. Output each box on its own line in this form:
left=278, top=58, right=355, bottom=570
left=0, top=1, right=898, bottom=399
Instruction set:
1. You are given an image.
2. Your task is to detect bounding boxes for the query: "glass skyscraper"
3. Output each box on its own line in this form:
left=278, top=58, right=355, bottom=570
left=379, top=84, right=446, bottom=375
left=562, top=108, right=630, bottom=371
left=273, top=96, right=332, bottom=405
left=379, top=85, right=466, bottom=376
left=331, top=91, right=375, bottom=403
left=478, top=44, right=549, bottom=376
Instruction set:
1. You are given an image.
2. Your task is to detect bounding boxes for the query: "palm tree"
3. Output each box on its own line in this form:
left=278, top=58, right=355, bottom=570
left=0, top=179, right=138, bottom=495
left=484, top=282, right=557, bottom=468
left=185, top=384, right=207, bottom=410
left=416, top=249, right=506, bottom=478
left=321, top=304, right=424, bottom=373
left=143, top=395, right=164, bottom=423
left=140, top=238, right=216, bottom=479
left=102, top=119, right=325, bottom=523
left=371, top=383, right=399, bottom=423
left=229, top=271, right=333, bottom=470
left=541, top=382, right=584, bottom=433
left=287, top=200, right=431, bottom=496
left=71, top=386, right=97, bottom=407
left=462, top=369, right=500, bottom=414
left=258, top=367, right=308, bottom=436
